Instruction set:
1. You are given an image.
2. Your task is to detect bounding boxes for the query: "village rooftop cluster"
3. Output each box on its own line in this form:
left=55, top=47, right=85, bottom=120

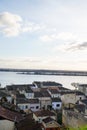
left=0, top=81, right=87, bottom=130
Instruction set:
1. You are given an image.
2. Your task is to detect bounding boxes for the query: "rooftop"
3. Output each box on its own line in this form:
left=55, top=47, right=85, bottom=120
left=34, top=110, right=56, bottom=117
left=16, top=116, right=41, bottom=130
left=52, top=98, right=62, bottom=102
left=40, top=88, right=51, bottom=97
left=60, top=90, right=85, bottom=95
left=16, top=94, right=25, bottom=99
left=28, top=98, right=39, bottom=104
left=34, top=91, right=43, bottom=98
left=16, top=98, right=29, bottom=104
left=80, top=99, right=87, bottom=105
left=42, top=116, right=54, bottom=123
left=79, top=84, right=87, bottom=88
left=42, top=81, right=62, bottom=87
left=17, top=98, right=39, bottom=104
left=0, top=105, right=23, bottom=122
left=33, top=81, right=62, bottom=88
left=6, top=84, right=35, bottom=91
left=48, top=88, right=59, bottom=94
left=0, top=91, right=10, bottom=97
left=25, top=87, right=33, bottom=93
left=74, top=104, right=85, bottom=113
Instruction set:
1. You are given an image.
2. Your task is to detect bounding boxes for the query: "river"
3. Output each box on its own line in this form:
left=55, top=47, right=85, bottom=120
left=0, top=71, right=87, bottom=89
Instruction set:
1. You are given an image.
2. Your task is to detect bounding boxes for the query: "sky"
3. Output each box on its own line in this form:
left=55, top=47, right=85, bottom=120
left=0, top=0, right=87, bottom=71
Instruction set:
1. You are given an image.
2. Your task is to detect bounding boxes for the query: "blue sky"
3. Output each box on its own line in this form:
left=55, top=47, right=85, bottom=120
left=0, top=0, right=87, bottom=70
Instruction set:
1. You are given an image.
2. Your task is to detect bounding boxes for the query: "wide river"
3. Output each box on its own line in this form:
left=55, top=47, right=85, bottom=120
left=0, top=71, right=87, bottom=90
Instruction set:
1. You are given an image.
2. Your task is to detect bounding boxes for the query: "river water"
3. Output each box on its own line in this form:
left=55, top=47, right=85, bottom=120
left=0, top=71, right=87, bottom=89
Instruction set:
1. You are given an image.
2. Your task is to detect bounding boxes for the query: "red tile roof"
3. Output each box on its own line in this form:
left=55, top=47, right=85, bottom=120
left=42, top=117, right=54, bottom=123
left=0, top=105, right=24, bottom=122
left=34, top=110, right=56, bottom=117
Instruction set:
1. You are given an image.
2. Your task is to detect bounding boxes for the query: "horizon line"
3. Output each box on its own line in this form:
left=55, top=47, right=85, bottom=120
left=0, top=67, right=87, bottom=73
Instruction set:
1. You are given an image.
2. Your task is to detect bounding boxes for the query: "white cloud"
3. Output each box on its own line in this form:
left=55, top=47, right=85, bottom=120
left=0, top=12, right=46, bottom=37
left=40, top=32, right=77, bottom=42
left=0, top=12, right=22, bottom=26
left=40, top=35, right=53, bottom=42
left=0, top=12, right=22, bottom=37
left=57, top=32, right=77, bottom=41
left=22, top=22, right=46, bottom=33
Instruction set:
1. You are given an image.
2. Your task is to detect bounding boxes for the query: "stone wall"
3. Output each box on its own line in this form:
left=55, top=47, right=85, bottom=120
left=62, top=109, right=87, bottom=129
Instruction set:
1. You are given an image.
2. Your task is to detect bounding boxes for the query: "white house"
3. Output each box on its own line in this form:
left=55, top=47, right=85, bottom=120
left=24, top=88, right=34, bottom=99
left=28, top=98, right=40, bottom=112
left=47, top=88, right=60, bottom=98
left=52, top=98, right=62, bottom=110
left=17, top=98, right=40, bottom=112
left=17, top=98, right=30, bottom=112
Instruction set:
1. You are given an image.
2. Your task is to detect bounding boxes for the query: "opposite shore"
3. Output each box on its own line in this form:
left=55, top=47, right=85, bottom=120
left=0, top=68, right=87, bottom=76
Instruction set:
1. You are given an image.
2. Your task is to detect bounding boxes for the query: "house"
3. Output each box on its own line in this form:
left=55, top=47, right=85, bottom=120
left=28, top=98, right=40, bottom=112
left=51, top=98, right=62, bottom=110
left=6, top=84, right=34, bottom=97
left=48, top=88, right=60, bottom=98
left=72, top=83, right=87, bottom=96
left=17, top=98, right=30, bottom=113
left=33, top=81, right=62, bottom=88
left=61, top=91, right=85, bottom=105
left=13, top=93, right=26, bottom=105
left=42, top=117, right=61, bottom=130
left=0, top=105, right=23, bottom=130
left=34, top=90, right=51, bottom=109
left=17, top=98, right=40, bottom=112
left=33, top=110, right=57, bottom=122
left=24, top=87, right=34, bottom=99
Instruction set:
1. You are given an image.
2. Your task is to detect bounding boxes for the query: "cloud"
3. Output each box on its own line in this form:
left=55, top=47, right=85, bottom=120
left=40, top=32, right=76, bottom=42
left=40, top=35, right=53, bottom=42
left=0, top=12, right=22, bottom=26
left=53, top=40, right=87, bottom=53
left=22, top=22, right=45, bottom=33
left=0, top=12, right=46, bottom=37
left=0, top=12, right=22, bottom=37
left=66, top=42, right=87, bottom=51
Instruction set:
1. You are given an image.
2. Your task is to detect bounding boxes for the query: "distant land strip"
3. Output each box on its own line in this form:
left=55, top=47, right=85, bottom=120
left=0, top=68, right=87, bottom=76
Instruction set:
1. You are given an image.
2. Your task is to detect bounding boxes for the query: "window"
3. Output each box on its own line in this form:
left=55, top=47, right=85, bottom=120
left=25, top=105, right=28, bottom=109
left=36, top=106, right=39, bottom=109
left=56, top=104, right=60, bottom=107
left=22, top=105, right=24, bottom=110
left=30, top=107, right=34, bottom=109
left=80, top=97, right=82, bottom=100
